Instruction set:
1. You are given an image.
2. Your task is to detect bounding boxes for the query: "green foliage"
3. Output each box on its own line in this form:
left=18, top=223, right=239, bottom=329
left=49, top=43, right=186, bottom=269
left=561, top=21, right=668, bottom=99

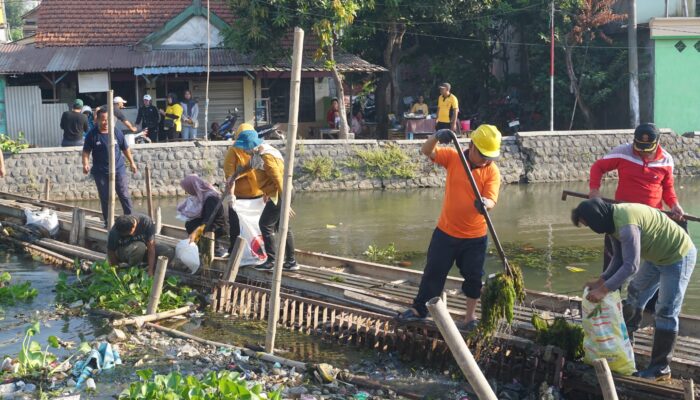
left=55, top=260, right=194, bottom=315
left=120, top=369, right=281, bottom=400
left=363, top=243, right=397, bottom=263
left=4, top=0, right=26, bottom=41
left=0, top=272, right=39, bottom=306
left=532, top=314, right=585, bottom=360
left=0, top=133, right=30, bottom=154
left=477, top=266, right=525, bottom=338
left=301, top=156, right=340, bottom=181
left=329, top=275, right=345, bottom=283
left=354, top=144, right=417, bottom=179
left=497, top=243, right=602, bottom=271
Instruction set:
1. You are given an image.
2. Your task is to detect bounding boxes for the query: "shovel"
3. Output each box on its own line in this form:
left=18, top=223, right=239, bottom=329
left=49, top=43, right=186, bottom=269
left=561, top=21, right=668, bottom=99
left=444, top=130, right=513, bottom=277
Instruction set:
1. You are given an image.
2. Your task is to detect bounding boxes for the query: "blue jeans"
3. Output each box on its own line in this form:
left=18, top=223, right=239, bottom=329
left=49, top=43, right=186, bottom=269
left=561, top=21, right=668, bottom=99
left=626, top=245, right=697, bottom=332
left=412, top=228, right=488, bottom=317
left=181, top=126, right=198, bottom=140
left=61, top=138, right=84, bottom=147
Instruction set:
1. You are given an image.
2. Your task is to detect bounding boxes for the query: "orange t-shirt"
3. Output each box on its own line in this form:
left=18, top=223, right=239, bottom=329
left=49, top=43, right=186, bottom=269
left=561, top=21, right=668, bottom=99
left=434, top=147, right=501, bottom=239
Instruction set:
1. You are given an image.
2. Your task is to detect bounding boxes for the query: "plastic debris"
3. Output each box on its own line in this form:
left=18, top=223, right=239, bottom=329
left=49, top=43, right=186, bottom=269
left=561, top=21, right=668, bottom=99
left=86, top=378, right=96, bottom=391
left=326, top=224, right=337, bottom=229
left=273, top=362, right=282, bottom=369
left=72, top=342, right=122, bottom=389
left=565, top=266, right=586, bottom=273
left=353, top=391, right=370, bottom=400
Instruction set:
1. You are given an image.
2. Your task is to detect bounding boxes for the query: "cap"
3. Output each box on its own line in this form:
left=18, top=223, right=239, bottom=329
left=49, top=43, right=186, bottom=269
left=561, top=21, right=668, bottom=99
left=113, top=96, right=127, bottom=104
left=81, top=105, right=92, bottom=113
left=73, top=99, right=84, bottom=108
left=143, top=94, right=152, bottom=101
left=633, top=123, right=660, bottom=153
left=439, top=82, right=451, bottom=91
left=471, top=124, right=502, bottom=160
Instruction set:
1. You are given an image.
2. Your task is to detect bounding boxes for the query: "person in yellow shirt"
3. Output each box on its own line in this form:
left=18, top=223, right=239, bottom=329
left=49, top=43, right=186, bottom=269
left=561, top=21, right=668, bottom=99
left=223, top=124, right=297, bottom=271
left=159, top=93, right=183, bottom=141
left=410, top=95, right=429, bottom=115
left=396, top=125, right=502, bottom=331
left=436, top=83, right=459, bottom=131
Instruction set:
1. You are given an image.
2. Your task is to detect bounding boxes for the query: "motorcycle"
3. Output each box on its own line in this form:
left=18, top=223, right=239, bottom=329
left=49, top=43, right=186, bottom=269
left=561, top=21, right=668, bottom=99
left=210, top=108, right=285, bottom=141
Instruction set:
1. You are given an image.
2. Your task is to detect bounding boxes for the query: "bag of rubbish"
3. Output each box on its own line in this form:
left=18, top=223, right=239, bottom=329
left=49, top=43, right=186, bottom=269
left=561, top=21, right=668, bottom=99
left=581, top=288, right=636, bottom=375
left=175, top=239, right=200, bottom=274
left=232, top=198, right=267, bottom=266
left=24, top=208, right=59, bottom=237
left=72, top=342, right=122, bottom=389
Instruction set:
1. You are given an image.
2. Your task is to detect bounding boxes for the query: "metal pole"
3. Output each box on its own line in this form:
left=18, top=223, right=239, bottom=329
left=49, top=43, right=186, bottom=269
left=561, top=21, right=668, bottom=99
left=204, top=0, right=211, bottom=140
left=107, top=90, right=116, bottom=229
left=628, top=0, right=640, bottom=128
left=426, top=297, right=498, bottom=400
left=265, top=27, right=304, bottom=354
left=550, top=0, right=555, bottom=131
left=665, top=0, right=669, bottom=17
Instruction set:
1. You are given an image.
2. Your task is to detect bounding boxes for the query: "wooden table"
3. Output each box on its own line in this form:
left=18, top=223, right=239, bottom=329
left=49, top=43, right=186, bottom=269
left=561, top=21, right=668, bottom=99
left=404, top=118, right=436, bottom=140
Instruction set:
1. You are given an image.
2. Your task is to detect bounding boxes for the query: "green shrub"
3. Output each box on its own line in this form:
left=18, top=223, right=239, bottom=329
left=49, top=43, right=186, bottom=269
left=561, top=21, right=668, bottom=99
left=301, top=156, right=340, bottom=181
left=363, top=243, right=397, bottom=263
left=0, top=132, right=30, bottom=154
left=353, top=144, right=417, bottom=179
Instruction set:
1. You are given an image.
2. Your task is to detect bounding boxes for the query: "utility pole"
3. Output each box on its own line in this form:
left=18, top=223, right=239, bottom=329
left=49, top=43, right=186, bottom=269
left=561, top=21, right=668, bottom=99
left=550, top=0, right=555, bottom=131
left=628, top=0, right=640, bottom=128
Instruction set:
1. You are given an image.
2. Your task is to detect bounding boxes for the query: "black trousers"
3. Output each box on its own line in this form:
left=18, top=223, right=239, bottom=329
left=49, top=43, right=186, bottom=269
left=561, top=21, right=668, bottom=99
left=412, top=228, right=488, bottom=317
left=93, top=172, right=133, bottom=223
left=228, top=199, right=296, bottom=264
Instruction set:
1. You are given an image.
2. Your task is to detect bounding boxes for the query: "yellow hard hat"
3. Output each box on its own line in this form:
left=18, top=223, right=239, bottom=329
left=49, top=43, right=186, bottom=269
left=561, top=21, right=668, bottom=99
left=235, top=123, right=255, bottom=137
left=471, top=124, right=502, bottom=159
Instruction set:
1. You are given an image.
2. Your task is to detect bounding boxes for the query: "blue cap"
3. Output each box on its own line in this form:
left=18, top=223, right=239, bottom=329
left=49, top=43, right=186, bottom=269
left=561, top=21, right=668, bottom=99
left=233, top=129, right=263, bottom=150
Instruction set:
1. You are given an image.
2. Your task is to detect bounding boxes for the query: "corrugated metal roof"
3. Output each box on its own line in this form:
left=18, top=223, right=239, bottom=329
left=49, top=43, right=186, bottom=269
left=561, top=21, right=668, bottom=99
left=0, top=44, right=387, bottom=74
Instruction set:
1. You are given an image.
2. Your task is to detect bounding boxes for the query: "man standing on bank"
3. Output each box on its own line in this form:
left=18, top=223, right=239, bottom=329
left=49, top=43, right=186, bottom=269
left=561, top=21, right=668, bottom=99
left=82, top=109, right=137, bottom=224
left=60, top=99, right=89, bottom=147
left=396, top=125, right=502, bottom=330
left=97, top=96, right=138, bottom=133
left=572, top=199, right=696, bottom=380
left=436, top=83, right=459, bottom=132
left=135, top=94, right=159, bottom=141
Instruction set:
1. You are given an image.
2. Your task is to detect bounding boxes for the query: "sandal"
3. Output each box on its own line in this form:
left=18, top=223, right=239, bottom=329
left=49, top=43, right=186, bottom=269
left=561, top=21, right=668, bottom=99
left=395, top=308, right=426, bottom=323
left=455, top=319, right=480, bottom=332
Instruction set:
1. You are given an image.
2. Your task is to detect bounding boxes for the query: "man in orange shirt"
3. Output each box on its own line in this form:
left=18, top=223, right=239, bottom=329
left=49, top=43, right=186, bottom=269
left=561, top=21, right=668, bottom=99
left=397, top=125, right=502, bottom=329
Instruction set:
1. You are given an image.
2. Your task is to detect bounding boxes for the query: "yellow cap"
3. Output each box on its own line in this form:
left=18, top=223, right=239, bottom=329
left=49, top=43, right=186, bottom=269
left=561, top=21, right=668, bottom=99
left=471, top=124, right=502, bottom=159
left=235, top=123, right=255, bottom=137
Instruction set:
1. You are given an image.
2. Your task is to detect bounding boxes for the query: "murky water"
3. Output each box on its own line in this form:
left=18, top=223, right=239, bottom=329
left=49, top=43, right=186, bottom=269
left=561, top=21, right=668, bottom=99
left=73, top=177, right=700, bottom=313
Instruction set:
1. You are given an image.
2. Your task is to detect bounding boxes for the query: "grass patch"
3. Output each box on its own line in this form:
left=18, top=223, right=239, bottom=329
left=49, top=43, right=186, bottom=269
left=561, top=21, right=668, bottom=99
left=353, top=144, right=418, bottom=179
left=301, top=156, right=341, bottom=181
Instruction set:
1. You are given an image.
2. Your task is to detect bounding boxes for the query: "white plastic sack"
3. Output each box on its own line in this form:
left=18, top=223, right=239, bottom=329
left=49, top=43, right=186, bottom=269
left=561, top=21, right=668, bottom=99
left=233, top=198, right=267, bottom=266
left=24, top=208, right=59, bottom=236
left=582, top=288, right=636, bottom=375
left=175, top=239, right=200, bottom=274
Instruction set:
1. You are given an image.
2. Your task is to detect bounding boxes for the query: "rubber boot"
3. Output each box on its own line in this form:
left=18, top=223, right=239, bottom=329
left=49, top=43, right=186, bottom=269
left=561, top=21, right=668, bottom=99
left=623, top=302, right=642, bottom=346
left=261, top=231, right=277, bottom=267
left=633, top=329, right=676, bottom=381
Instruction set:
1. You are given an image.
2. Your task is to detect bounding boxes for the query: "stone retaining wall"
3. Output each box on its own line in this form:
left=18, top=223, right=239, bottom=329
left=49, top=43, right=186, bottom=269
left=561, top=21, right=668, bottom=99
left=0, top=130, right=697, bottom=201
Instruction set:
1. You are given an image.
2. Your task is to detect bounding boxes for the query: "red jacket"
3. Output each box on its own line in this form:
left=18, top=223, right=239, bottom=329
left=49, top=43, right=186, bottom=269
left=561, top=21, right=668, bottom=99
left=589, top=143, right=678, bottom=209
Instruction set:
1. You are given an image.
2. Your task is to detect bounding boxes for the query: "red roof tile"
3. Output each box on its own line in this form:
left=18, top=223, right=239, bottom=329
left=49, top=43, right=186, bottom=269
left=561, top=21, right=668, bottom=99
left=35, top=0, right=235, bottom=47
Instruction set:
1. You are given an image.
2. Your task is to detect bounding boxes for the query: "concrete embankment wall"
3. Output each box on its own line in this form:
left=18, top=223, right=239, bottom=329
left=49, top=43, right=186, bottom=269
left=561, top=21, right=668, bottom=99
left=0, top=130, right=698, bottom=201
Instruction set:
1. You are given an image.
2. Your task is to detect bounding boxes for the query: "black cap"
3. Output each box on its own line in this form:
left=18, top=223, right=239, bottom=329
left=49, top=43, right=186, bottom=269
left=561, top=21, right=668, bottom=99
left=633, top=123, right=660, bottom=152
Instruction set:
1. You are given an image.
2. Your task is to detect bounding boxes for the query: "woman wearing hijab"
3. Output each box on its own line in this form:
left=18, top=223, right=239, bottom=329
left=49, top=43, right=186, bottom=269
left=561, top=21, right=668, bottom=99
left=572, top=198, right=696, bottom=380
left=178, top=175, right=228, bottom=257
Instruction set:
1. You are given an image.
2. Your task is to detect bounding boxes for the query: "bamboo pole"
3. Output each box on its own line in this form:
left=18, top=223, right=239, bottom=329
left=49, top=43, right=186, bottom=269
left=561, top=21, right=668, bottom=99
left=592, top=358, right=619, bottom=400
left=145, top=165, right=154, bottom=220
left=155, top=206, right=162, bottom=234
left=112, top=305, right=193, bottom=327
left=684, top=379, right=695, bottom=400
left=69, top=208, right=81, bottom=245
left=426, top=297, right=497, bottom=400
left=107, top=90, right=116, bottom=229
left=265, top=27, right=304, bottom=354
left=146, top=256, right=169, bottom=314
left=222, top=236, right=245, bottom=282
left=43, top=178, right=51, bottom=201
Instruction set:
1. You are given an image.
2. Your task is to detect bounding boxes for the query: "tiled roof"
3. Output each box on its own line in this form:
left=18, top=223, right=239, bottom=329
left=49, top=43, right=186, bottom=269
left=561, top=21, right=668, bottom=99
left=35, top=0, right=235, bottom=46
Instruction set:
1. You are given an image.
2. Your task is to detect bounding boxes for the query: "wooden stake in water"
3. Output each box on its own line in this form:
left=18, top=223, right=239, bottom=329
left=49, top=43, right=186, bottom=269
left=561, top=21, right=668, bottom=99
left=107, top=90, right=116, bottom=229
left=223, top=236, right=245, bottom=282
left=145, top=165, right=154, bottom=219
left=265, top=27, right=304, bottom=354
left=593, top=358, right=619, bottom=400
left=146, top=256, right=169, bottom=314
left=43, top=178, right=51, bottom=201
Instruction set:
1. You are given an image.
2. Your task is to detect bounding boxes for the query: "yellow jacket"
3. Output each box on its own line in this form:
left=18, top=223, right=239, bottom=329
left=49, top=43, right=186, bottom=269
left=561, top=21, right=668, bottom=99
left=165, top=103, right=184, bottom=132
left=224, top=147, right=284, bottom=198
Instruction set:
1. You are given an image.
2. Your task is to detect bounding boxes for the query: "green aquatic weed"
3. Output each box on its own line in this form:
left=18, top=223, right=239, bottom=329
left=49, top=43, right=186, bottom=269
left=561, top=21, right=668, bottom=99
left=0, top=272, right=39, bottom=306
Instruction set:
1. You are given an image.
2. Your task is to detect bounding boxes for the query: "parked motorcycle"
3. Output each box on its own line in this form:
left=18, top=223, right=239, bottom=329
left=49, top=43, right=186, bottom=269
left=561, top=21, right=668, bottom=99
left=210, top=108, right=285, bottom=141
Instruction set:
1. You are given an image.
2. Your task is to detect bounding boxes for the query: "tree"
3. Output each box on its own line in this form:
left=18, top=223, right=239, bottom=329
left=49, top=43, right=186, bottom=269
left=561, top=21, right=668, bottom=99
left=558, top=0, right=625, bottom=129
left=4, top=0, right=26, bottom=41
left=225, top=0, right=374, bottom=139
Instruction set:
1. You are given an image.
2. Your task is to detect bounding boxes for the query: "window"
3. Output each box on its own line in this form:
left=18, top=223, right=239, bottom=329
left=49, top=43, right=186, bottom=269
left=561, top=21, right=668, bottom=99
left=262, top=78, right=316, bottom=123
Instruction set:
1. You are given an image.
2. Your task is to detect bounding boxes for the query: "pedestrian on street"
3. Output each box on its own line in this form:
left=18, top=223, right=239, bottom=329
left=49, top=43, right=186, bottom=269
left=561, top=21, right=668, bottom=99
left=81, top=109, right=137, bottom=224
left=396, top=125, right=502, bottom=330
left=573, top=198, right=696, bottom=381
left=223, top=124, right=298, bottom=271
left=135, top=94, right=160, bottom=142
left=97, top=96, right=138, bottom=133
left=60, top=99, right=88, bottom=147
left=107, top=214, right=174, bottom=276
left=159, top=93, right=183, bottom=141
left=180, top=90, right=199, bottom=141
left=436, top=83, right=459, bottom=132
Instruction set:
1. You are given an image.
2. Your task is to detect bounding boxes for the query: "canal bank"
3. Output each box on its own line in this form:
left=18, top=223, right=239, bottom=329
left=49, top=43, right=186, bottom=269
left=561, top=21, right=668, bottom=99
left=1, top=129, right=698, bottom=200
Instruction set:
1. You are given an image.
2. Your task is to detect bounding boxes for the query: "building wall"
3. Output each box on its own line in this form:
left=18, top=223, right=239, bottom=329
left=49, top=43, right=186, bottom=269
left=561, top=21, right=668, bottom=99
left=654, top=37, right=700, bottom=134
left=0, top=130, right=697, bottom=201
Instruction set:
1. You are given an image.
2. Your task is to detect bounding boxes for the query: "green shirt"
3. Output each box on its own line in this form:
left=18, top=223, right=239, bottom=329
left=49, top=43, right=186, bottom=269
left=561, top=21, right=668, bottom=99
left=612, top=203, right=692, bottom=265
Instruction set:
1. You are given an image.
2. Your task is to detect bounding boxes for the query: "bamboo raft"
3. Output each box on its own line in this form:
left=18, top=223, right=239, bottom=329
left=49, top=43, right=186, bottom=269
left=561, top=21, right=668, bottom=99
left=0, top=191, right=696, bottom=399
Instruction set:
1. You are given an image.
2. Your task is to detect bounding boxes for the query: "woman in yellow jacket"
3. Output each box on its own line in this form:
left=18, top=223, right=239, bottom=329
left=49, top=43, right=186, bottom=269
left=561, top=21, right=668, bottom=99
left=159, top=92, right=183, bottom=141
left=223, top=124, right=297, bottom=270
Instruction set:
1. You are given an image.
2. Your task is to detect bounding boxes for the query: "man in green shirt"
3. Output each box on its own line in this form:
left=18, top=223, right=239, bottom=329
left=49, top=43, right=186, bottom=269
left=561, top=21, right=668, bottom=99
left=572, top=199, right=696, bottom=380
